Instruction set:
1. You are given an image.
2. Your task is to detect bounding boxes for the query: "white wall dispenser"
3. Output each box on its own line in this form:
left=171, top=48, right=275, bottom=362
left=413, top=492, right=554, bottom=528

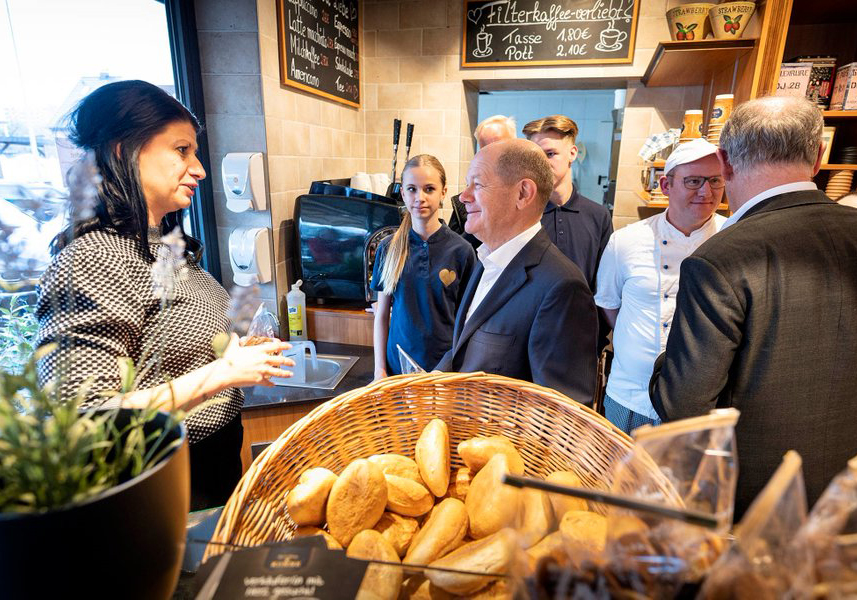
left=228, top=227, right=272, bottom=286
left=223, top=152, right=267, bottom=212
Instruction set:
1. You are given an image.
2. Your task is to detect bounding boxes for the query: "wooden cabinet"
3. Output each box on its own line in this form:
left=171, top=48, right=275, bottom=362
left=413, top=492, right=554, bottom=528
left=756, top=0, right=857, bottom=194
left=640, top=0, right=857, bottom=206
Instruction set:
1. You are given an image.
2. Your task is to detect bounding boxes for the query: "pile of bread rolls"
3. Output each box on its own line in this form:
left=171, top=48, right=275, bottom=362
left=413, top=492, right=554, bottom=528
left=282, top=417, right=618, bottom=599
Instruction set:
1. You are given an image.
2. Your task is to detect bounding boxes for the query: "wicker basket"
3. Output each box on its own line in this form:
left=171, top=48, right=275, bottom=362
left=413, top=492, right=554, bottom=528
left=205, top=372, right=678, bottom=561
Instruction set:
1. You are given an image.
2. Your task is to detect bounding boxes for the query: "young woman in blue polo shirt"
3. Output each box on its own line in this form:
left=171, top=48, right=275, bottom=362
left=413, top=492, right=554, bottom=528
left=372, top=154, right=476, bottom=378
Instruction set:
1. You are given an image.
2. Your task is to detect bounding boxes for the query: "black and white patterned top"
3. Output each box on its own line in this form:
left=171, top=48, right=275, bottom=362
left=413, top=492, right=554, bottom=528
left=35, top=228, right=242, bottom=444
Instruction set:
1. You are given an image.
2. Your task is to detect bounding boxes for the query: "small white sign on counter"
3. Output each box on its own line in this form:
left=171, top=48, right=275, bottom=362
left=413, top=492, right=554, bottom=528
left=775, top=63, right=812, bottom=98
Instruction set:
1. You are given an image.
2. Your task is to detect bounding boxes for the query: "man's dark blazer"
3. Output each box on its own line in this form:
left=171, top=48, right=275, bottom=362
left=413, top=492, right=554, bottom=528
left=650, top=189, right=857, bottom=519
left=435, top=228, right=598, bottom=405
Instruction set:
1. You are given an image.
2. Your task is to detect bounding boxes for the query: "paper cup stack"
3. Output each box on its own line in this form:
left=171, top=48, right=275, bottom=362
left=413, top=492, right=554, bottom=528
left=825, top=146, right=857, bottom=200
left=707, top=94, right=733, bottom=146
left=679, top=110, right=704, bottom=144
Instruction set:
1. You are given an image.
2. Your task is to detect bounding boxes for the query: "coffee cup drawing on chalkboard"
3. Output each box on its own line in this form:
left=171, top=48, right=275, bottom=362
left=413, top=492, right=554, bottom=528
left=473, top=25, right=493, bottom=58
left=596, top=23, right=627, bottom=52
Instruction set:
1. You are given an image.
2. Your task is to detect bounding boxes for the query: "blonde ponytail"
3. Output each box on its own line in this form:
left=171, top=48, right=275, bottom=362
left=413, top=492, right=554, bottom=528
left=378, top=154, right=447, bottom=293
left=379, top=210, right=411, bottom=293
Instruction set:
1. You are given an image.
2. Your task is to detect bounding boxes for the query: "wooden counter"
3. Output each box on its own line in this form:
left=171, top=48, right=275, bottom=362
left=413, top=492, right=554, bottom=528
left=307, top=305, right=373, bottom=347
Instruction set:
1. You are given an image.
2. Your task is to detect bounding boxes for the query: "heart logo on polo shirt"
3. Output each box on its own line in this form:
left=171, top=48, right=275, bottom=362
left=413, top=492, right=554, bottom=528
left=439, top=269, right=457, bottom=286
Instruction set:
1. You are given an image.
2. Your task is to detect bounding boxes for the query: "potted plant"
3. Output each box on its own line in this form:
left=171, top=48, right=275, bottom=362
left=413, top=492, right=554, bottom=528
left=0, top=154, right=234, bottom=599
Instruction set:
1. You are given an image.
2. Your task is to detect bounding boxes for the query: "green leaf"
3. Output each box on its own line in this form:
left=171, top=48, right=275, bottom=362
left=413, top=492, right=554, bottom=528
left=33, top=343, right=57, bottom=362
left=676, top=22, right=684, bottom=29
left=723, top=15, right=730, bottom=21
left=117, top=357, right=136, bottom=393
left=735, top=15, right=743, bottom=22
left=211, top=332, right=230, bottom=358
left=687, top=23, right=698, bottom=31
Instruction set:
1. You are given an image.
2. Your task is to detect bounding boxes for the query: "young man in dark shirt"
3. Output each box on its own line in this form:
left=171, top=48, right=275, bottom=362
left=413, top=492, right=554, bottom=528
left=523, top=115, right=613, bottom=293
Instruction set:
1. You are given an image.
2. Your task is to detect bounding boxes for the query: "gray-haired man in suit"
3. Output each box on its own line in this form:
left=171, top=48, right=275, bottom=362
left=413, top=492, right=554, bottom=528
left=650, top=96, right=857, bottom=519
left=436, top=138, right=598, bottom=405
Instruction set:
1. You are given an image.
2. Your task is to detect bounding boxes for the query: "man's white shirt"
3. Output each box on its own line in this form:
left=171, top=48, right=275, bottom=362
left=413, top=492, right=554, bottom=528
left=594, top=210, right=725, bottom=418
left=465, top=221, right=542, bottom=324
left=720, top=181, right=817, bottom=230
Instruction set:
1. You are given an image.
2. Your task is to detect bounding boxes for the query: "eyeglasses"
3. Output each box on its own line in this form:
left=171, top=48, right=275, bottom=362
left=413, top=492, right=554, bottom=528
left=672, top=175, right=726, bottom=190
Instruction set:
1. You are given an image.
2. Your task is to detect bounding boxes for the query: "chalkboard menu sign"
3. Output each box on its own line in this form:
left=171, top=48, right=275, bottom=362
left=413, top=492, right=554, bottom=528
left=276, top=0, right=360, bottom=107
left=462, top=0, right=639, bottom=67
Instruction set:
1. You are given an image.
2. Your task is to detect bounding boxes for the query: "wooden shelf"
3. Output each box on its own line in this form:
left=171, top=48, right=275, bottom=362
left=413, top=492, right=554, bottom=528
left=819, top=164, right=857, bottom=170
left=822, top=111, right=857, bottom=119
left=642, top=39, right=757, bottom=87
left=789, top=0, right=857, bottom=25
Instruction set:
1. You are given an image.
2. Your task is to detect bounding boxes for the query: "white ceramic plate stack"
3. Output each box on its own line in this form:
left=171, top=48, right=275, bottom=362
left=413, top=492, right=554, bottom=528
left=825, top=146, right=857, bottom=200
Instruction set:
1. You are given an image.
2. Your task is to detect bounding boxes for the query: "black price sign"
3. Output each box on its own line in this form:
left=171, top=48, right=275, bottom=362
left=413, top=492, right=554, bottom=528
left=276, top=0, right=360, bottom=107
left=462, top=0, right=639, bottom=67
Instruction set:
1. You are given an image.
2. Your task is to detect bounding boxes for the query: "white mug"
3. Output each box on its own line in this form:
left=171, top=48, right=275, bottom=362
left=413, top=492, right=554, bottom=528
left=600, top=28, right=627, bottom=48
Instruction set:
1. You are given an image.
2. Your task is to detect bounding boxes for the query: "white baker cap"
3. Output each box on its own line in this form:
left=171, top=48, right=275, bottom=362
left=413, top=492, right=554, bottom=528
left=664, top=138, right=719, bottom=175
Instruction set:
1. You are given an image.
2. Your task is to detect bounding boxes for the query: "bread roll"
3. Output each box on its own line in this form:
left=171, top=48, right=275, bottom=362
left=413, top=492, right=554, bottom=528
left=608, top=514, right=656, bottom=559
left=558, top=510, right=607, bottom=558
left=347, top=530, right=402, bottom=600
left=468, top=578, right=515, bottom=599
left=518, top=487, right=554, bottom=548
left=286, top=467, right=338, bottom=526
left=609, top=514, right=649, bottom=539
left=524, top=530, right=566, bottom=576
left=545, top=470, right=588, bottom=516
left=415, top=419, right=450, bottom=497
left=327, top=459, right=388, bottom=547
left=373, top=512, right=419, bottom=558
left=385, top=475, right=434, bottom=517
left=465, top=454, right=521, bottom=539
left=444, top=467, right=472, bottom=502
left=368, top=453, right=425, bottom=486
left=404, top=498, right=468, bottom=565
left=399, top=575, right=452, bottom=600
left=293, top=525, right=342, bottom=549
left=457, top=436, right=525, bottom=475
left=425, top=528, right=518, bottom=595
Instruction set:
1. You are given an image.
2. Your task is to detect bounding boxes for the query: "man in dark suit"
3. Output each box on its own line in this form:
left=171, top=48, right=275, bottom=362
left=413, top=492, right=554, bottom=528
left=436, top=138, right=598, bottom=405
left=650, top=96, right=857, bottom=519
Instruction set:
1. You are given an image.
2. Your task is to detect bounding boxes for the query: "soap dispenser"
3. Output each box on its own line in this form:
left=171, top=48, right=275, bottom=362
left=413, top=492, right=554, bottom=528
left=287, top=280, right=308, bottom=341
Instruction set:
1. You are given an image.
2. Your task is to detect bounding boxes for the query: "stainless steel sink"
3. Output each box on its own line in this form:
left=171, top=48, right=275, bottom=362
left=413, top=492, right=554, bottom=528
left=270, top=353, right=359, bottom=390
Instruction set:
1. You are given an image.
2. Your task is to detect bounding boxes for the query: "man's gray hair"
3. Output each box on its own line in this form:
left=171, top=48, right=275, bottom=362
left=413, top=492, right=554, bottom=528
left=495, top=142, right=554, bottom=208
left=474, top=115, right=517, bottom=140
left=719, top=96, right=823, bottom=173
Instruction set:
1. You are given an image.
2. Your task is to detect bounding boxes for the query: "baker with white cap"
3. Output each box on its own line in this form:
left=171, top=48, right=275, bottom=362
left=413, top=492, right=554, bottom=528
left=593, top=137, right=726, bottom=434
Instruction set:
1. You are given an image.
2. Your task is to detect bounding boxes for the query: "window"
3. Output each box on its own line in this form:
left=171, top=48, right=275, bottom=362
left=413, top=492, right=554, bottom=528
left=0, top=0, right=177, bottom=371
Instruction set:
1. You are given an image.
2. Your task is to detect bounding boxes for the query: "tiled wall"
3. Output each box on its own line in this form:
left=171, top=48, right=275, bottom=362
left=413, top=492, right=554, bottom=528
left=195, top=0, right=277, bottom=312
left=365, top=0, right=706, bottom=229
left=256, top=0, right=366, bottom=320
left=197, top=0, right=715, bottom=316
left=363, top=0, right=477, bottom=197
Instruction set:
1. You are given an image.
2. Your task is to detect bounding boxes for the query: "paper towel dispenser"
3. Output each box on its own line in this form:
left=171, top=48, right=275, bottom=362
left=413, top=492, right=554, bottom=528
left=228, top=227, right=272, bottom=286
left=223, top=152, right=266, bottom=212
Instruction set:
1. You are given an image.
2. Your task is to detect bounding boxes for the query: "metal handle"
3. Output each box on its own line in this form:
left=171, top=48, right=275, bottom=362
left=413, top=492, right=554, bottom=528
left=392, top=118, right=401, bottom=145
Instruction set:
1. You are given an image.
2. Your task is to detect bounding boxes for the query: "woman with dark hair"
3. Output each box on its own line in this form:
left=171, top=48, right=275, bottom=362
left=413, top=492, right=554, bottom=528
left=35, top=80, right=291, bottom=509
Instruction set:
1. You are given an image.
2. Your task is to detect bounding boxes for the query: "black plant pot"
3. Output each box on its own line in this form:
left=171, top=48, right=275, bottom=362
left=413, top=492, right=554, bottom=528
left=0, top=409, right=190, bottom=599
